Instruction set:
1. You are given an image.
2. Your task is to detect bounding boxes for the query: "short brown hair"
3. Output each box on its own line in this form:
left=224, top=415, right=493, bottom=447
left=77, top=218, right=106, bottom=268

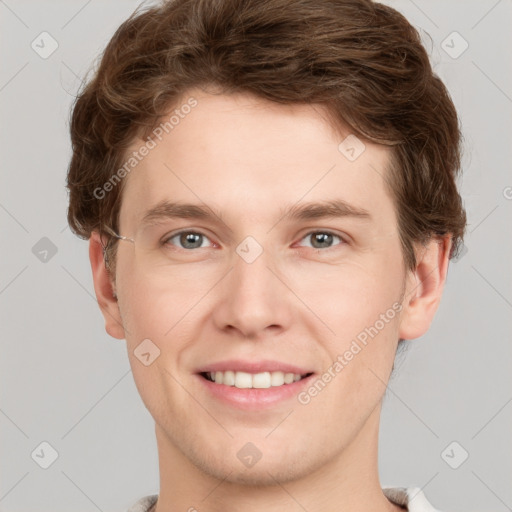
left=66, top=0, right=467, bottom=278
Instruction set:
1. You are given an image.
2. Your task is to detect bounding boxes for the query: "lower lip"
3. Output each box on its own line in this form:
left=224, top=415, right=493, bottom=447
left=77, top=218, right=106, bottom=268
left=196, top=374, right=315, bottom=410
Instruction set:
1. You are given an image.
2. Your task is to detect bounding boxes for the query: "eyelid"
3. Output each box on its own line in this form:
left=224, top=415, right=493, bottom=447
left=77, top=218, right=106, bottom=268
left=162, top=228, right=218, bottom=248
left=162, top=228, right=349, bottom=250
left=294, top=229, right=348, bottom=249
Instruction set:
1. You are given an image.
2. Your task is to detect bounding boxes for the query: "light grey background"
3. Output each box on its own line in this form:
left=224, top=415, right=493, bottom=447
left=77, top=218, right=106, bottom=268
left=1, top=1, right=511, bottom=511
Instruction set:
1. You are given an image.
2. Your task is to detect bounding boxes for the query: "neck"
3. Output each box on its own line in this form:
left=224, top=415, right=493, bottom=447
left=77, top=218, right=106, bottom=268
left=152, top=403, right=402, bottom=512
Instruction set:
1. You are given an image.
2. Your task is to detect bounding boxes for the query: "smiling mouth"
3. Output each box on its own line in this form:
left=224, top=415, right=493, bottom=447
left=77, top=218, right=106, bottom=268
left=200, top=370, right=313, bottom=389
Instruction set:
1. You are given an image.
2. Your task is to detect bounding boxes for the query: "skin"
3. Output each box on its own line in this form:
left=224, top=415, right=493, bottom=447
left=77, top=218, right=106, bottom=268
left=89, top=88, right=451, bottom=512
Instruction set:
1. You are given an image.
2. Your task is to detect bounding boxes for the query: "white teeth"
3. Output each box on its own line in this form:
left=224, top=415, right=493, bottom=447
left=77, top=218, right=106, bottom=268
left=223, top=370, right=235, bottom=386
left=252, top=372, right=271, bottom=389
left=235, top=371, right=252, bottom=388
left=284, top=373, right=295, bottom=384
left=270, top=371, right=284, bottom=386
left=206, top=370, right=306, bottom=388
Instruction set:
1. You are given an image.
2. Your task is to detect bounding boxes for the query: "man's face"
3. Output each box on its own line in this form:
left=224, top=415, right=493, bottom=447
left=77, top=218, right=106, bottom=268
left=113, top=88, right=410, bottom=484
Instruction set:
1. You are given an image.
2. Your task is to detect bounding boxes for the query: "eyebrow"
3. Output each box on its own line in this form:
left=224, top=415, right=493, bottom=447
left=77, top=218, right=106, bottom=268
left=282, top=199, right=372, bottom=222
left=138, top=198, right=372, bottom=229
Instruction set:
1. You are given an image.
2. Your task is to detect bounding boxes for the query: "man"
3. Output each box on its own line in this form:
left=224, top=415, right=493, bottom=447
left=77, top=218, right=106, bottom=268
left=66, top=0, right=467, bottom=510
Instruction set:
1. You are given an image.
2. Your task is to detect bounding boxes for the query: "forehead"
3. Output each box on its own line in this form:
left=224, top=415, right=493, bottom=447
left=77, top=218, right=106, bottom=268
left=119, top=89, right=395, bottom=234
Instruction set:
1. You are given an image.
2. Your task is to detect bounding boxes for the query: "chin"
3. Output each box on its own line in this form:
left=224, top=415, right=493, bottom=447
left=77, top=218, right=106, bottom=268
left=202, top=462, right=309, bottom=487
left=185, top=443, right=324, bottom=487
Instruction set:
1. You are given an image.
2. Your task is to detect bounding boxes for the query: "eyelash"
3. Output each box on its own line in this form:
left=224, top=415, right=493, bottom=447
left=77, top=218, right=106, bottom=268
left=161, top=229, right=348, bottom=252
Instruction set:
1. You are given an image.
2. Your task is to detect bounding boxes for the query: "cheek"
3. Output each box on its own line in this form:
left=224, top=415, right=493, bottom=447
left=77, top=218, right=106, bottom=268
left=118, top=265, right=191, bottom=335
left=118, top=271, right=205, bottom=392
left=306, top=257, right=403, bottom=386
left=301, top=257, right=402, bottom=329
left=119, top=279, right=196, bottom=418
left=306, top=289, right=401, bottom=429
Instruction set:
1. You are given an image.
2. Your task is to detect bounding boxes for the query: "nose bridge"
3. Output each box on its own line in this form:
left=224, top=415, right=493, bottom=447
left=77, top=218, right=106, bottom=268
left=234, top=235, right=278, bottom=300
left=212, top=236, right=290, bottom=336
left=233, top=235, right=273, bottom=292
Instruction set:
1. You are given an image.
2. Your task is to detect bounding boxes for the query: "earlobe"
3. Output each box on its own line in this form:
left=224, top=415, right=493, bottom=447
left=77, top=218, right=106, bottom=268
left=398, top=235, right=452, bottom=341
left=89, top=231, right=126, bottom=340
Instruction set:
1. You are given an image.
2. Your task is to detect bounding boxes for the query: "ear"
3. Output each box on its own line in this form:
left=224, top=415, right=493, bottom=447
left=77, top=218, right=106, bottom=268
left=89, top=231, right=126, bottom=340
left=398, top=235, right=452, bottom=341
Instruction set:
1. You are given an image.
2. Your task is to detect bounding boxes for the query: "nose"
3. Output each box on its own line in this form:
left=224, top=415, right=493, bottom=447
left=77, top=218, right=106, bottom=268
left=211, top=244, right=293, bottom=339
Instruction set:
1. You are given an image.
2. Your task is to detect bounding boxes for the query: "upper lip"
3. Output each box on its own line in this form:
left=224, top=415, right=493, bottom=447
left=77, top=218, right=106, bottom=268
left=196, top=359, right=314, bottom=375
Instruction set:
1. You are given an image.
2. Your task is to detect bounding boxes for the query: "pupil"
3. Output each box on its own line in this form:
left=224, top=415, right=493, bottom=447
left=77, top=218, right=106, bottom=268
left=313, top=233, right=332, bottom=248
left=181, top=232, right=201, bottom=249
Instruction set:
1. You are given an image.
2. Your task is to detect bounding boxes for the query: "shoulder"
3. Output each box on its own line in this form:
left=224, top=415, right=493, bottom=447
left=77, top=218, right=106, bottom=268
left=127, top=489, right=442, bottom=512
left=383, top=487, right=443, bottom=512
left=126, top=494, right=158, bottom=512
